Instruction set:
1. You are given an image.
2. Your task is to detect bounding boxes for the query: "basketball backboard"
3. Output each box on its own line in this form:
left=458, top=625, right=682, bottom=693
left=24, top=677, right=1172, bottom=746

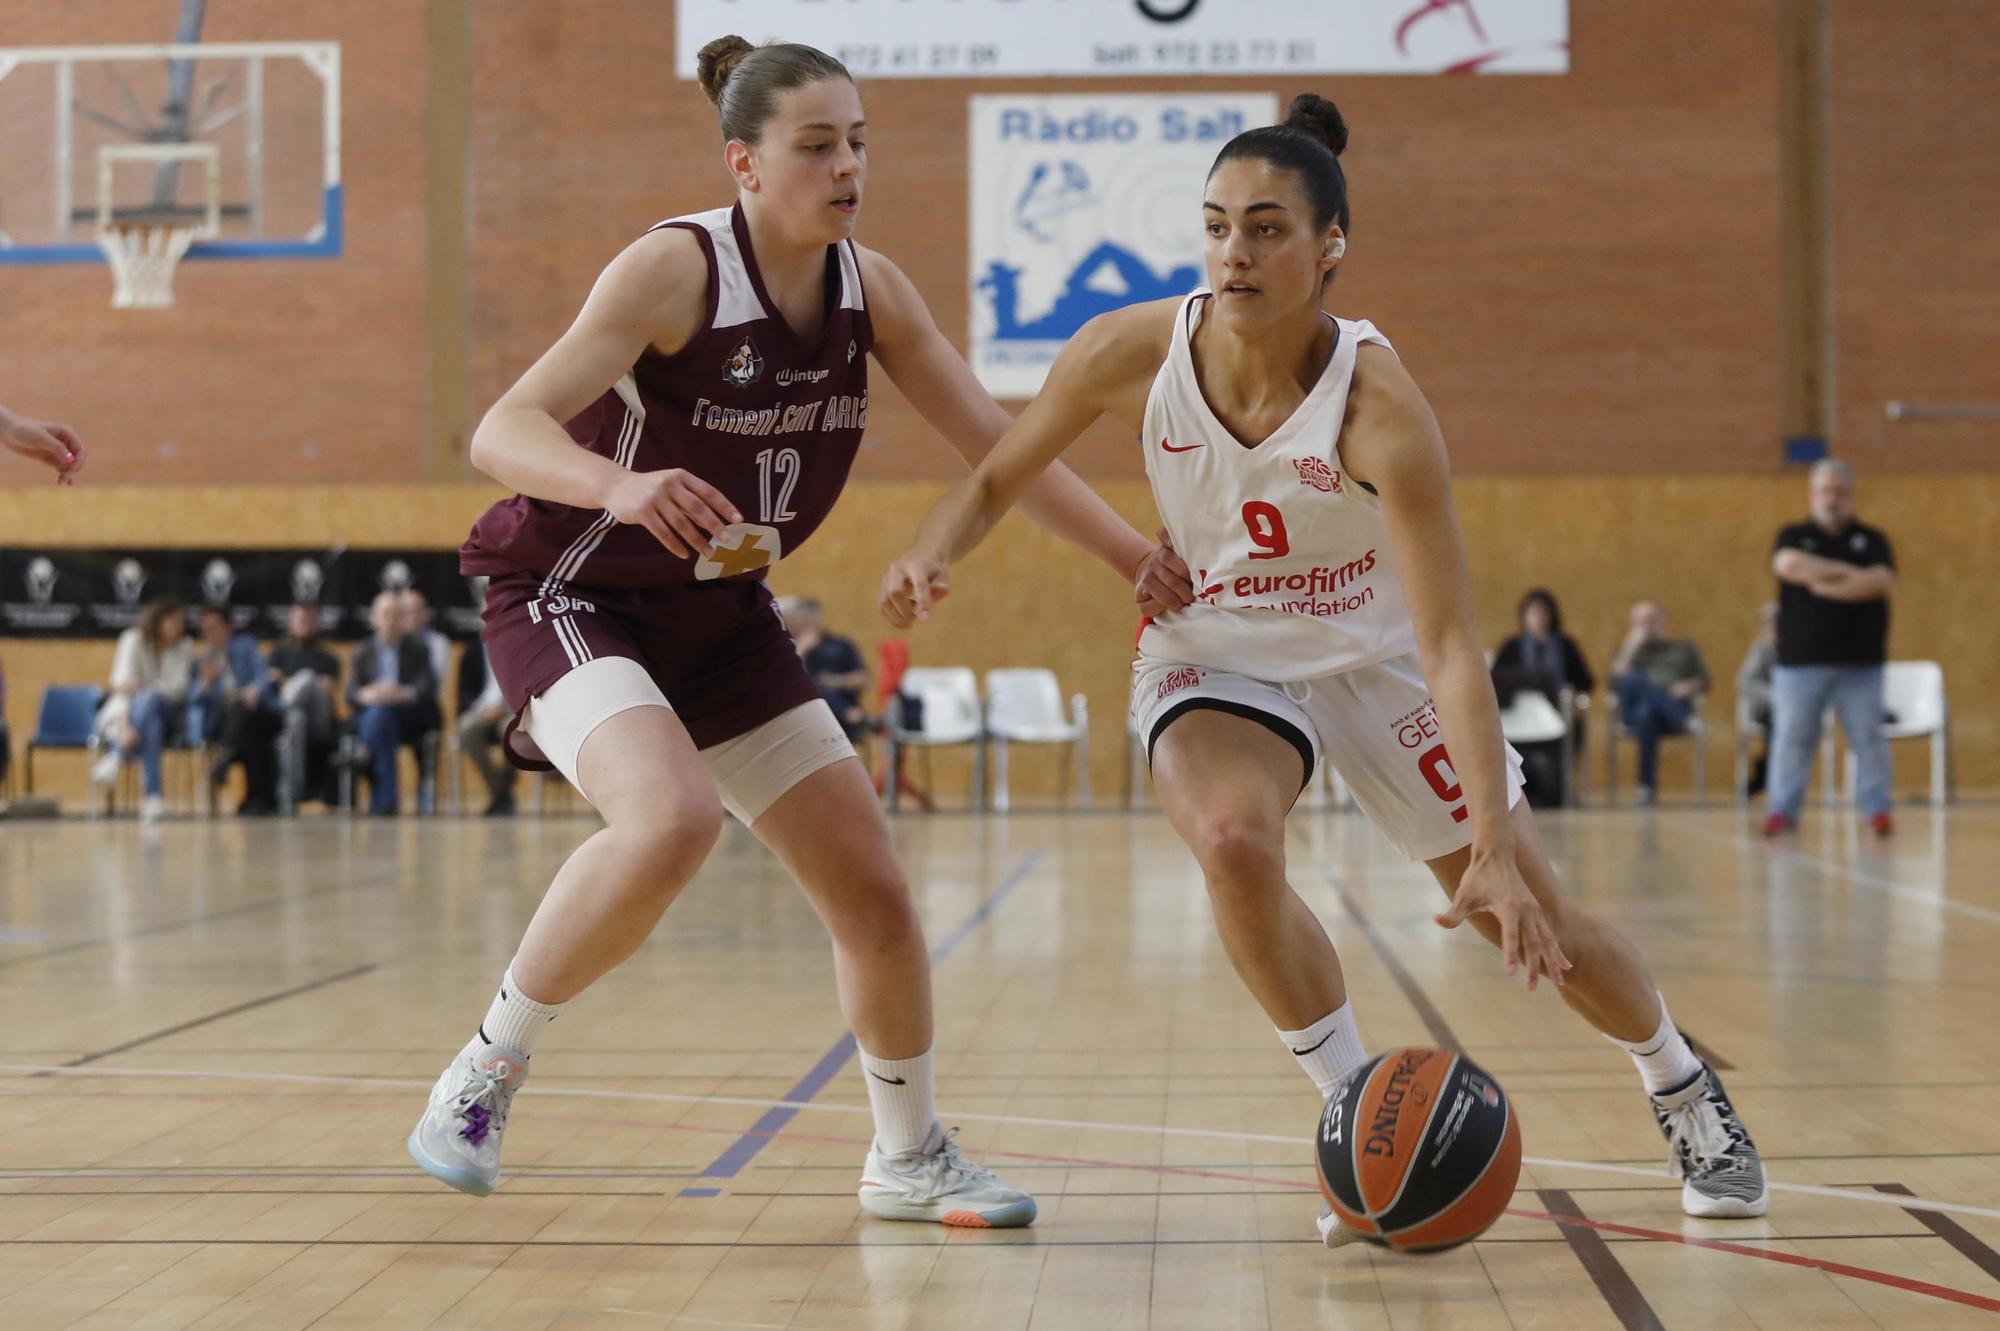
left=0, top=41, right=341, bottom=266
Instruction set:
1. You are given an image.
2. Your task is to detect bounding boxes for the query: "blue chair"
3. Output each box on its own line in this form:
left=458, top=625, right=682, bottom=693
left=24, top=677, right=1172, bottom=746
left=25, top=684, right=106, bottom=796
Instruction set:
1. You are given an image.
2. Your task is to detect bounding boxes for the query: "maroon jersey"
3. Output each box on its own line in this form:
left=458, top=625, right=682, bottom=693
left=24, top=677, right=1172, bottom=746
left=462, top=204, right=874, bottom=593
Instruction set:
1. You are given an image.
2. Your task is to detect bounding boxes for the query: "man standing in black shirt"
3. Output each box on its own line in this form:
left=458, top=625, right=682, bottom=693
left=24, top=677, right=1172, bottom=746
left=1764, top=460, right=1896, bottom=837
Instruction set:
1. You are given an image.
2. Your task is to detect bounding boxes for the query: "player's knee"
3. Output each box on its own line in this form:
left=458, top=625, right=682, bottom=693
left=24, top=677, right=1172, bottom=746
left=615, top=789, right=724, bottom=881
left=1189, top=813, right=1285, bottom=890
left=823, top=866, right=920, bottom=952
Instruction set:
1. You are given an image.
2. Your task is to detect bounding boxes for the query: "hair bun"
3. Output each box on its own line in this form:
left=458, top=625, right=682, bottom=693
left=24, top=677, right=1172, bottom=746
left=1284, top=93, right=1348, bottom=158
left=697, top=34, right=755, bottom=106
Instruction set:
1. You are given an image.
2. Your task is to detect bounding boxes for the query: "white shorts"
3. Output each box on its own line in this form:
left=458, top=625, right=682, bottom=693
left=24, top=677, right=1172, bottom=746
left=520, top=656, right=857, bottom=825
left=1130, top=651, right=1525, bottom=862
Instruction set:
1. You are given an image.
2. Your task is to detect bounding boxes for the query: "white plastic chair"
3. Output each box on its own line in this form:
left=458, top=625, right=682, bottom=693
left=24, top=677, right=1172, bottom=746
left=1843, top=660, right=1950, bottom=805
left=1499, top=687, right=1576, bottom=808
left=886, top=667, right=986, bottom=810
left=984, top=668, right=1089, bottom=811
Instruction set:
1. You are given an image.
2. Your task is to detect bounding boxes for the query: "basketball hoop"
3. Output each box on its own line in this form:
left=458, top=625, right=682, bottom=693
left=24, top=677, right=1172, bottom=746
left=96, top=222, right=199, bottom=309
left=94, top=141, right=221, bottom=310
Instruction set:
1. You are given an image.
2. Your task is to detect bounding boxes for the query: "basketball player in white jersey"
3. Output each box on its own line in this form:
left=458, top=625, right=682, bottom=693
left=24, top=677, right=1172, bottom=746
left=0, top=402, right=85, bottom=484
left=883, top=95, right=1766, bottom=1241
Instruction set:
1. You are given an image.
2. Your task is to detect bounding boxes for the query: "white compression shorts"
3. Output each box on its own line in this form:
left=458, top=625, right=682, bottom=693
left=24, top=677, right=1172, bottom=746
left=519, top=655, right=858, bottom=825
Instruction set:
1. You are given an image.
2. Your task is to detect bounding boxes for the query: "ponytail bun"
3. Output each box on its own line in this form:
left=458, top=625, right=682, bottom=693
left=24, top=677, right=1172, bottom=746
left=697, top=34, right=755, bottom=107
left=1284, top=93, right=1348, bottom=158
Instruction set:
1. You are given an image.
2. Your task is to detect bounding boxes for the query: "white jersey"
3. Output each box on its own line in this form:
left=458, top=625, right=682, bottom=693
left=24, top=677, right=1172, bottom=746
left=1139, top=291, right=1419, bottom=681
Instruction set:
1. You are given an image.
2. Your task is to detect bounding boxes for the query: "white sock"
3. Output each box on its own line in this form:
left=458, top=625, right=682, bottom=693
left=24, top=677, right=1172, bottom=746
left=476, top=966, right=562, bottom=1058
left=859, top=1045, right=938, bottom=1158
left=1277, top=1002, right=1369, bottom=1101
left=1606, top=991, right=1703, bottom=1095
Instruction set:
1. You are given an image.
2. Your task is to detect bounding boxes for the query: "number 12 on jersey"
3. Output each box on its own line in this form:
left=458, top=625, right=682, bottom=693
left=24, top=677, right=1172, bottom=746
left=756, top=447, right=801, bottom=523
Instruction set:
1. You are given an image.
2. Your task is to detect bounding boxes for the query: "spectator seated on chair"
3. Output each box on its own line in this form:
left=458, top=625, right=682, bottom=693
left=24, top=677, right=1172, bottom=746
left=269, top=601, right=343, bottom=809
left=347, top=591, right=440, bottom=816
left=1735, top=603, right=1778, bottom=799
left=782, top=596, right=871, bottom=740
left=1608, top=600, right=1708, bottom=806
left=92, top=596, right=196, bottom=822
left=400, top=587, right=452, bottom=687
left=457, top=631, right=519, bottom=817
left=189, top=604, right=282, bottom=816
left=0, top=655, right=11, bottom=794
left=1491, top=587, right=1594, bottom=807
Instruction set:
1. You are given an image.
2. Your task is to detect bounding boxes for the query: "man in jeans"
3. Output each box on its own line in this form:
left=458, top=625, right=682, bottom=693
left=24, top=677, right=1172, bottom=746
left=1764, top=460, right=1896, bottom=837
left=1610, top=601, right=1709, bottom=804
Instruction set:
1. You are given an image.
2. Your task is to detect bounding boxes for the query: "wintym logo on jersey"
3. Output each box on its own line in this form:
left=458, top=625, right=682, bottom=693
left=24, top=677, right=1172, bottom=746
left=723, top=336, right=764, bottom=388
left=1294, top=457, right=1343, bottom=493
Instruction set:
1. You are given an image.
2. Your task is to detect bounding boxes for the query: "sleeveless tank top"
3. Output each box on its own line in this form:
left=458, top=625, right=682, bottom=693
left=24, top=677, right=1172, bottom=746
left=1139, top=290, right=1418, bottom=681
left=462, top=203, right=875, bottom=594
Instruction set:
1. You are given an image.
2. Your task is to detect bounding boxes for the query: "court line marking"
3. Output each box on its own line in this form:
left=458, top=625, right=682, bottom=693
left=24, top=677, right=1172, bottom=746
left=682, top=848, right=1045, bottom=1188
left=3, top=1061, right=1996, bottom=1222
left=54, top=964, right=378, bottom=1069
left=0, top=873, right=397, bottom=972
left=1869, top=1183, right=2000, bottom=1284
left=1682, top=825, right=2000, bottom=926
left=1510, top=1205, right=2000, bottom=1316
left=1538, top=1188, right=1666, bottom=1331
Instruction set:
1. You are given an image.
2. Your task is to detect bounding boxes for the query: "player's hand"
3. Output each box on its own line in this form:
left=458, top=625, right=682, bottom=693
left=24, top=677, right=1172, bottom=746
left=879, top=552, right=950, bottom=628
left=1135, top=529, right=1194, bottom=618
left=0, top=411, right=86, bottom=486
left=604, top=468, right=742, bottom=559
left=1434, top=854, right=1572, bottom=991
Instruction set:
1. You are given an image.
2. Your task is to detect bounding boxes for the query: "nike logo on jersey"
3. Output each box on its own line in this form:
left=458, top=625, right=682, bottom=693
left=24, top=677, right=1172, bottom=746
left=1160, top=438, right=1205, bottom=453
left=868, top=1070, right=908, bottom=1085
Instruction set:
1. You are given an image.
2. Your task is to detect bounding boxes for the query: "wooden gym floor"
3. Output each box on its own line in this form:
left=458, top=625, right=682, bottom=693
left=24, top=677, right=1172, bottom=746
left=1, top=801, right=1997, bottom=1329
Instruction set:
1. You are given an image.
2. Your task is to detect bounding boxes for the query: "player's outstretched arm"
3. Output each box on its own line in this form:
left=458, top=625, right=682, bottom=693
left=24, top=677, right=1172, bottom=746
left=470, top=229, right=741, bottom=558
left=1342, top=344, right=1570, bottom=990
left=0, top=403, right=85, bottom=485
left=860, top=246, right=1163, bottom=583
left=879, top=306, right=1160, bottom=628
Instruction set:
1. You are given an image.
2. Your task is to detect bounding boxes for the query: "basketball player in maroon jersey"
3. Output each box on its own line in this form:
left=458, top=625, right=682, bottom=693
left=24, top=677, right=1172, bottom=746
left=408, top=36, right=1187, bottom=1227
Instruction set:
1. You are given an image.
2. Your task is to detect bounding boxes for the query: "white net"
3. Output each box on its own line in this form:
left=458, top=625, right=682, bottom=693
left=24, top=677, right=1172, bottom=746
left=96, top=224, right=198, bottom=309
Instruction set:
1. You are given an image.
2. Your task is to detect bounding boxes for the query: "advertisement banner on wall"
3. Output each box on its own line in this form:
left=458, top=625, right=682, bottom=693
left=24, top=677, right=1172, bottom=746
left=0, top=548, right=476, bottom=641
left=968, top=92, right=1275, bottom=398
left=676, top=1, right=1567, bottom=79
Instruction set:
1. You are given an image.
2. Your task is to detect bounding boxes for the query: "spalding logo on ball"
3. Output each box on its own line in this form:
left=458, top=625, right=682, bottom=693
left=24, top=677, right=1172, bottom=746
left=1316, top=1046, right=1522, bottom=1252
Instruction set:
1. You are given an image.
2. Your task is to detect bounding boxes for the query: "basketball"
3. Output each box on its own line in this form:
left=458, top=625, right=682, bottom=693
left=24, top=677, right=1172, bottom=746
left=1315, top=1047, right=1522, bottom=1253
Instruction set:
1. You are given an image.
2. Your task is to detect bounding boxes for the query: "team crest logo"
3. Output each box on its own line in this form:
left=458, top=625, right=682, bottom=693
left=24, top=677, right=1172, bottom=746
left=200, top=558, right=236, bottom=605
left=724, top=337, right=764, bottom=388
left=292, top=559, right=324, bottom=603
left=378, top=559, right=413, bottom=592
left=23, top=557, right=57, bottom=604
left=112, top=558, right=147, bottom=605
left=1295, top=457, right=1342, bottom=494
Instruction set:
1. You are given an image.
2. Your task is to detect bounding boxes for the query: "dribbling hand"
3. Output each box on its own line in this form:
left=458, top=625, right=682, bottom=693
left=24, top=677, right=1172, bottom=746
left=879, top=553, right=950, bottom=628
left=1135, top=529, right=1195, bottom=618
left=604, top=468, right=741, bottom=559
left=1434, top=855, right=1572, bottom=991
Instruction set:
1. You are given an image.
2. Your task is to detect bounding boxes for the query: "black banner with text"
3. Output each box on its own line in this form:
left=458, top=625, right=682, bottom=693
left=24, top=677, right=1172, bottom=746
left=0, top=548, right=482, bottom=640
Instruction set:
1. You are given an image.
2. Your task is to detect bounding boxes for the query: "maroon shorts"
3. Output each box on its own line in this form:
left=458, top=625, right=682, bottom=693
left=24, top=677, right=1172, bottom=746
left=482, top=573, right=820, bottom=766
